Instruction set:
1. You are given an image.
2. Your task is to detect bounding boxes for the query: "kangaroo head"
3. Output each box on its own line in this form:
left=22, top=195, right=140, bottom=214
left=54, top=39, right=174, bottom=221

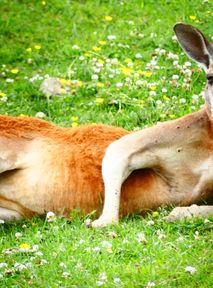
left=174, top=23, right=213, bottom=117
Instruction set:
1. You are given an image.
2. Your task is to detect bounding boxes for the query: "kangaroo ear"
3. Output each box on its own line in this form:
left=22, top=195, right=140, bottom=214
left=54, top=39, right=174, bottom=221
left=174, top=23, right=213, bottom=70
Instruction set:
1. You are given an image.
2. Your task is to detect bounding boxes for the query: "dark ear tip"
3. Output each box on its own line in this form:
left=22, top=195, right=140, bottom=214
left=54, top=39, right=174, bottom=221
left=173, top=23, right=186, bottom=33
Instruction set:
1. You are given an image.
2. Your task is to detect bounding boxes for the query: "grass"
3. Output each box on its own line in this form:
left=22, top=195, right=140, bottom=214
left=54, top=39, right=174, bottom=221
left=1, top=213, right=213, bottom=287
left=0, top=0, right=213, bottom=287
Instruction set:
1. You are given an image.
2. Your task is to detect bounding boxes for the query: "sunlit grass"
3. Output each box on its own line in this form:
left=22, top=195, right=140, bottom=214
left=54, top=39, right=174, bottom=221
left=0, top=0, right=213, bottom=287
left=1, top=212, right=212, bottom=287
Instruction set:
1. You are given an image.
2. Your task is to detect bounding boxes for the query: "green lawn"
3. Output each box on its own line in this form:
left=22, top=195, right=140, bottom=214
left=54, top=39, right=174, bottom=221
left=0, top=0, right=213, bottom=287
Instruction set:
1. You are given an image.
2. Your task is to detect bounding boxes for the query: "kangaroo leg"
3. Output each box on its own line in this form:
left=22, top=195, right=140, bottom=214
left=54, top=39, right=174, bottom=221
left=0, top=138, right=25, bottom=173
left=164, top=205, right=213, bottom=221
left=0, top=157, right=18, bottom=173
left=92, top=141, right=131, bottom=227
left=181, top=166, right=213, bottom=206
left=0, top=207, right=23, bottom=221
left=92, top=134, right=158, bottom=227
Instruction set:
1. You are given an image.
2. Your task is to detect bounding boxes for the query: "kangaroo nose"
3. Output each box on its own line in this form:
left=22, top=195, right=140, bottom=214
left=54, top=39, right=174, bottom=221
left=206, top=73, right=213, bottom=84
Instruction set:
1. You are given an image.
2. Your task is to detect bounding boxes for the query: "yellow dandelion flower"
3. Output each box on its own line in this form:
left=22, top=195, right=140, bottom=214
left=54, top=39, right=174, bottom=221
left=169, top=114, right=176, bottom=119
left=96, top=98, right=104, bottom=104
left=92, top=46, right=101, bottom=52
left=120, top=67, right=133, bottom=75
left=124, top=58, right=132, bottom=63
left=99, top=41, right=107, bottom=46
left=152, top=211, right=159, bottom=217
left=41, top=1, right=46, bottom=5
left=163, top=95, right=170, bottom=101
left=189, top=15, right=196, bottom=20
left=19, top=114, right=28, bottom=117
left=149, top=86, right=156, bottom=91
left=0, top=92, right=6, bottom=97
left=66, top=80, right=71, bottom=86
left=26, top=47, right=32, bottom=52
left=77, top=80, right=83, bottom=87
left=34, top=45, right=41, bottom=50
left=19, top=243, right=30, bottom=250
left=96, top=82, right=104, bottom=88
left=71, top=116, right=79, bottom=122
left=145, top=72, right=152, bottom=77
left=11, top=69, right=19, bottom=74
left=105, top=16, right=113, bottom=21
left=160, top=113, right=166, bottom=118
left=84, top=53, right=91, bottom=57
left=59, top=79, right=67, bottom=86
left=71, top=122, right=78, bottom=128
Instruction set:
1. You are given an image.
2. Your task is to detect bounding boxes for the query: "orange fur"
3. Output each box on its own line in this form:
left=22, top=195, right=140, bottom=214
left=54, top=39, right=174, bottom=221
left=0, top=115, right=172, bottom=218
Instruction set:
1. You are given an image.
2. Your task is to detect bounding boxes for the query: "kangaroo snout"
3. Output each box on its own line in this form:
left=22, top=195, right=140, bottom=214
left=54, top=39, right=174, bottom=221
left=206, top=63, right=213, bottom=84
left=206, top=73, right=213, bottom=85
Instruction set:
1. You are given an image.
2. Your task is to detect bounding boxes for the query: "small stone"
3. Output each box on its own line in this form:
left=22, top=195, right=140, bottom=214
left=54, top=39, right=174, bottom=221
left=40, top=77, right=61, bottom=97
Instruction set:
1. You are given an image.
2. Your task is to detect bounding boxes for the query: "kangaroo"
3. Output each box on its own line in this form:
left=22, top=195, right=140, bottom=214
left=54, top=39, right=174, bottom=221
left=92, top=23, right=213, bottom=227
left=0, top=23, right=212, bottom=224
